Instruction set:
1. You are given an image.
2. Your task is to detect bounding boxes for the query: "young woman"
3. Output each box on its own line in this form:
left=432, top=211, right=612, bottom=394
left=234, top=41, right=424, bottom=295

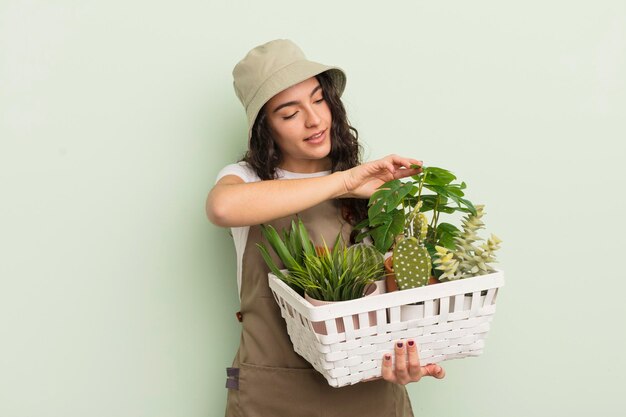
left=206, top=39, right=445, bottom=417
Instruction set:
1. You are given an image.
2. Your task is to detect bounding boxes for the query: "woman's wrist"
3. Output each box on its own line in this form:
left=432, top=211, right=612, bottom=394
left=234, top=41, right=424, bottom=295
left=329, top=171, right=351, bottom=199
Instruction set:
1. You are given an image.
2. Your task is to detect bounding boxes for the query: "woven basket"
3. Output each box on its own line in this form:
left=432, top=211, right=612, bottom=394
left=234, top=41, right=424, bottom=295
left=268, top=270, right=505, bottom=388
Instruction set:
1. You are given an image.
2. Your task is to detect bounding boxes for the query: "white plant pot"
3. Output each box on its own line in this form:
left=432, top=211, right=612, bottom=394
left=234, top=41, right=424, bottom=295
left=304, top=284, right=380, bottom=335
left=400, top=299, right=440, bottom=321
left=374, top=278, right=387, bottom=294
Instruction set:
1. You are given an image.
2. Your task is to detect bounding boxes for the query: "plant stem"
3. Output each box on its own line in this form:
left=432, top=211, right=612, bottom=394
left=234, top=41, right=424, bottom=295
left=430, top=197, right=439, bottom=230
left=416, top=172, right=426, bottom=201
left=407, top=173, right=427, bottom=238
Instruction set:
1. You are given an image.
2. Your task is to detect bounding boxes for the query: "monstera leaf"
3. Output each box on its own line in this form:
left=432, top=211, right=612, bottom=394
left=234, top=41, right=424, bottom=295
left=368, top=210, right=405, bottom=254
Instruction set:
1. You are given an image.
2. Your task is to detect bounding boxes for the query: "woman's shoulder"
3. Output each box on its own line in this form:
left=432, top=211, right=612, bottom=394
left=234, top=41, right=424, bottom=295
left=215, top=161, right=260, bottom=184
left=215, top=161, right=332, bottom=184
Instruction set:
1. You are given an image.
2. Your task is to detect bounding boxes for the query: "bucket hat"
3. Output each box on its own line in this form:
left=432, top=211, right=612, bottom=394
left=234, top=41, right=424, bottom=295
left=232, top=39, right=347, bottom=141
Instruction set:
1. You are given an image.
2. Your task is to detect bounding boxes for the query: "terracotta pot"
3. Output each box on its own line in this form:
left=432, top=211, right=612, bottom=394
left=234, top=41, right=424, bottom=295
left=383, top=256, right=398, bottom=292
left=305, top=284, right=379, bottom=335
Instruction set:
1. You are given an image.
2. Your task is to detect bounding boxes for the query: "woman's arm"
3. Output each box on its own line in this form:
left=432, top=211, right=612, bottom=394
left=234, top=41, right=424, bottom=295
left=206, top=172, right=347, bottom=227
left=205, top=154, right=422, bottom=227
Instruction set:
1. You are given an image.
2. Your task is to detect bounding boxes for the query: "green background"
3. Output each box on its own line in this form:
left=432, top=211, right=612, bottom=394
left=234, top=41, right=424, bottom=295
left=1, top=1, right=624, bottom=416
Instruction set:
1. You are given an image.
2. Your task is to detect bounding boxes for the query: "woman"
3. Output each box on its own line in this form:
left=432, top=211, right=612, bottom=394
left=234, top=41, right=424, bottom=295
left=206, top=39, right=445, bottom=417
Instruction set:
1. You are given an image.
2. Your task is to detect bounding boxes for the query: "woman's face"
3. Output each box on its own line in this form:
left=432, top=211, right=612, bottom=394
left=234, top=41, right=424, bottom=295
left=264, top=76, right=332, bottom=172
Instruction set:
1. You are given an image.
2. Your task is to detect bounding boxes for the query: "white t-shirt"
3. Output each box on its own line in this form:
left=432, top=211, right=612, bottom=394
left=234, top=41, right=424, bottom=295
left=214, top=161, right=331, bottom=300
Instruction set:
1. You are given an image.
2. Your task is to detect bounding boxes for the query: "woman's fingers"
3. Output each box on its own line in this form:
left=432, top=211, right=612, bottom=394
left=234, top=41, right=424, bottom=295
left=381, top=353, right=395, bottom=382
left=364, top=155, right=422, bottom=181
left=406, top=340, right=421, bottom=380
left=340, top=155, right=424, bottom=197
left=385, top=155, right=423, bottom=179
left=421, top=363, right=446, bottom=379
left=381, top=340, right=446, bottom=385
left=386, top=154, right=423, bottom=170
left=394, top=342, right=409, bottom=383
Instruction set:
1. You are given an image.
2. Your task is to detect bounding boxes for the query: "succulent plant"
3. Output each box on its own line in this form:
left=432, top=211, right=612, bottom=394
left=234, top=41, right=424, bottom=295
left=290, top=237, right=382, bottom=301
left=433, top=205, right=502, bottom=280
left=257, top=218, right=382, bottom=301
left=256, top=218, right=316, bottom=286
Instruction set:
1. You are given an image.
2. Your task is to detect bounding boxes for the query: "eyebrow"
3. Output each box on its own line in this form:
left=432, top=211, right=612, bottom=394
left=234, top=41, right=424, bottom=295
left=271, top=84, right=323, bottom=113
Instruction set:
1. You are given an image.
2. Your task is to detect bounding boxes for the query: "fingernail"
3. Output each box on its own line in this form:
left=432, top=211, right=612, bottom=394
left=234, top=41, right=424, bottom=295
left=396, top=342, right=403, bottom=348
left=408, top=340, right=414, bottom=347
left=384, top=354, right=391, bottom=361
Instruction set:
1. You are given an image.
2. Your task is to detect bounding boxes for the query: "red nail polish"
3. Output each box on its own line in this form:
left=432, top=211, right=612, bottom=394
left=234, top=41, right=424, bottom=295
left=408, top=340, right=414, bottom=347
left=396, top=342, right=403, bottom=348
left=384, top=354, right=391, bottom=361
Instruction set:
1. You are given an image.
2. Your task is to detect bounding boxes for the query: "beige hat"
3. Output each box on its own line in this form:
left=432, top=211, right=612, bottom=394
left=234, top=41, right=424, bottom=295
left=232, top=39, right=347, bottom=140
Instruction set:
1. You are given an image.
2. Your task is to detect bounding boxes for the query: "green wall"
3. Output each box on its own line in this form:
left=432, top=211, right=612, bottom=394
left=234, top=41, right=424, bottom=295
left=1, top=1, right=624, bottom=416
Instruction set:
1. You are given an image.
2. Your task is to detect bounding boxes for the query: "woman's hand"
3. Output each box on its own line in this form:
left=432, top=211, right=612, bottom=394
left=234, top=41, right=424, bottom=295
left=381, top=339, right=446, bottom=385
left=340, top=154, right=423, bottom=199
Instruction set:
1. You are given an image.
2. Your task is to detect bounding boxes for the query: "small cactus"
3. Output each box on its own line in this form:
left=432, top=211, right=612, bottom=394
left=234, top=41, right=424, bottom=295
left=393, top=237, right=432, bottom=289
left=407, top=200, right=428, bottom=243
left=412, top=212, right=429, bottom=243
left=347, top=243, right=384, bottom=275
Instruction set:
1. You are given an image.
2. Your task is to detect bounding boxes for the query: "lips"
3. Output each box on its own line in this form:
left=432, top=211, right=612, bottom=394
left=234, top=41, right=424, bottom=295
left=304, top=129, right=326, bottom=141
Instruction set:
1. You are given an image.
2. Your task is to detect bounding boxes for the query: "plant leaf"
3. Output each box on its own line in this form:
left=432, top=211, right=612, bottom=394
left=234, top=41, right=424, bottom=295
left=296, top=218, right=316, bottom=258
left=367, top=180, right=413, bottom=220
left=256, top=243, right=288, bottom=281
left=422, top=167, right=456, bottom=185
left=370, top=209, right=405, bottom=253
left=260, top=224, right=299, bottom=270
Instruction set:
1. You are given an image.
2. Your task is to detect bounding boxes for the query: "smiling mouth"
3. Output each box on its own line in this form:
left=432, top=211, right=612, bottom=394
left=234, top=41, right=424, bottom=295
left=304, top=129, right=326, bottom=141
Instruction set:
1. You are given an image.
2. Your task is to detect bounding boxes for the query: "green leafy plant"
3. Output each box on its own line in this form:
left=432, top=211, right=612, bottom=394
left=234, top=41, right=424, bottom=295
left=356, top=166, right=501, bottom=284
left=256, top=218, right=315, bottom=286
left=257, top=219, right=383, bottom=301
left=357, top=166, right=476, bottom=256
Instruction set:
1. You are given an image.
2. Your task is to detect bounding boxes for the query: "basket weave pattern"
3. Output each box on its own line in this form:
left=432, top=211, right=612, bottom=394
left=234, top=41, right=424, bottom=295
left=268, top=270, right=505, bottom=388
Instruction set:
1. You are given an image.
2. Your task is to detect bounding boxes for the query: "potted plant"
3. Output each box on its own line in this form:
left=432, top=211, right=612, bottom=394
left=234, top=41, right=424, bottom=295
left=257, top=219, right=385, bottom=334
left=260, top=196, right=503, bottom=385
left=355, top=166, right=502, bottom=317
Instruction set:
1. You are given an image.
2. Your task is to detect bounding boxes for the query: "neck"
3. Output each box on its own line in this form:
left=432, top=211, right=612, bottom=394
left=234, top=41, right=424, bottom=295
left=279, top=158, right=332, bottom=173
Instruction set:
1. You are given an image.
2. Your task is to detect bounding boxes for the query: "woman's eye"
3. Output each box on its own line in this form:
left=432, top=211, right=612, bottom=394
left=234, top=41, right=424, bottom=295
left=282, top=112, right=297, bottom=120
left=315, top=98, right=324, bottom=104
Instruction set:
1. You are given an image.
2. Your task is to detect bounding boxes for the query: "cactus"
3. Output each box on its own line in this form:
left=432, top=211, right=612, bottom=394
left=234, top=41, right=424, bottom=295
left=413, top=212, right=429, bottom=243
left=406, top=200, right=428, bottom=243
left=347, top=243, right=384, bottom=276
left=393, top=237, right=432, bottom=289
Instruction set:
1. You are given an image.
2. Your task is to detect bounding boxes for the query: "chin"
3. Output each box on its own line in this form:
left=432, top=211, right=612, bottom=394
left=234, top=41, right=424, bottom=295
left=315, top=144, right=332, bottom=159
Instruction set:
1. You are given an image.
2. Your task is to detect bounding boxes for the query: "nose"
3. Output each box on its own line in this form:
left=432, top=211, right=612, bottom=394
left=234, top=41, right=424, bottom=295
left=304, top=106, right=321, bottom=128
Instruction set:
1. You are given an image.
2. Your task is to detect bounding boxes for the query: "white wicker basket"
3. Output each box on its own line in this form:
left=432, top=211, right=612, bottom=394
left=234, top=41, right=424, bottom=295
left=268, top=270, right=505, bottom=388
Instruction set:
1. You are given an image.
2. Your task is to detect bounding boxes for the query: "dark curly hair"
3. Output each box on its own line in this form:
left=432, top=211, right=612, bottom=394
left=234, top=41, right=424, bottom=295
left=240, top=71, right=368, bottom=230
